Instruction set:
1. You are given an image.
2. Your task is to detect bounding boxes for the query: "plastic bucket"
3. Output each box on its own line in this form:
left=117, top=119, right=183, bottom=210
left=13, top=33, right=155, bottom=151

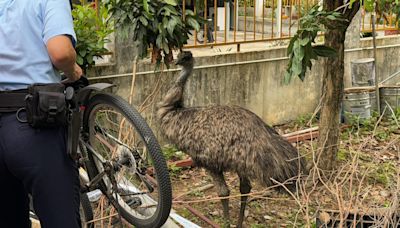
left=379, top=86, right=400, bottom=116
left=351, top=58, right=375, bottom=87
left=343, top=88, right=371, bottom=123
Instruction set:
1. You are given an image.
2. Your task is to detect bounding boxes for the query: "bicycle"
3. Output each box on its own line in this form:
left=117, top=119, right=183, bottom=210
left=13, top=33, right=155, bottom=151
left=31, top=78, right=172, bottom=228
left=196, top=13, right=215, bottom=44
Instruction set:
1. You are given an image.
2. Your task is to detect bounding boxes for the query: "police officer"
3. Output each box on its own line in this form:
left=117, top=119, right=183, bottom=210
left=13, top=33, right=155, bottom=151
left=0, top=0, right=82, bottom=227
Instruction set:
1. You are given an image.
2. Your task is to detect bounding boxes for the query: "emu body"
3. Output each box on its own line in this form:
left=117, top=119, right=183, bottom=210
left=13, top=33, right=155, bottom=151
left=158, top=51, right=306, bottom=227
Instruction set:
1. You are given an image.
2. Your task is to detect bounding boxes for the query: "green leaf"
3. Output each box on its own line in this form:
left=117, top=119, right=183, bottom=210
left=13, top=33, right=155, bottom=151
left=293, top=40, right=305, bottom=61
left=79, top=49, right=87, bottom=57
left=156, top=35, right=163, bottom=48
left=326, top=15, right=337, bottom=20
left=163, top=0, right=177, bottom=6
left=292, top=57, right=303, bottom=76
left=364, top=0, right=374, bottom=12
left=76, top=55, right=84, bottom=66
left=78, top=11, right=84, bottom=19
left=284, top=70, right=292, bottom=84
left=167, top=18, right=178, bottom=36
left=349, top=0, right=357, bottom=8
left=299, top=37, right=310, bottom=46
left=185, top=10, right=195, bottom=16
left=87, top=55, right=94, bottom=64
left=186, top=17, right=200, bottom=31
left=287, top=34, right=298, bottom=55
left=313, top=45, right=337, bottom=57
left=143, top=0, right=149, bottom=13
left=139, top=16, right=148, bottom=26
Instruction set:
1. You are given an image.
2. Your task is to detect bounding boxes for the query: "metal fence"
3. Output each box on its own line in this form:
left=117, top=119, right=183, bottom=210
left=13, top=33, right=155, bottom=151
left=182, top=0, right=319, bottom=48
left=182, top=0, right=400, bottom=49
left=87, top=1, right=400, bottom=51
left=361, top=8, right=400, bottom=35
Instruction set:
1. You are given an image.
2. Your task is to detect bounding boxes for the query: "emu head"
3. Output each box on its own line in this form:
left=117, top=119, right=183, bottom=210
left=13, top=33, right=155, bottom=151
left=176, top=51, right=194, bottom=69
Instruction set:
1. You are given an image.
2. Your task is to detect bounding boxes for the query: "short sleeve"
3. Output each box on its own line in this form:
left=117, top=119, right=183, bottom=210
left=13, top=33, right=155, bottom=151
left=42, top=0, right=76, bottom=45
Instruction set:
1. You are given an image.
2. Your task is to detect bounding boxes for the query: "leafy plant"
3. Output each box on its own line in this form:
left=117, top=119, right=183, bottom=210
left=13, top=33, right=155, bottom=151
left=375, top=0, right=400, bottom=25
left=368, top=161, right=396, bottom=187
left=162, top=144, right=185, bottom=161
left=72, top=3, right=113, bottom=71
left=294, top=113, right=318, bottom=127
left=284, top=5, right=346, bottom=84
left=168, top=163, right=183, bottom=176
left=353, top=0, right=400, bottom=25
left=337, top=149, right=348, bottom=161
left=105, top=0, right=202, bottom=66
left=188, top=189, right=205, bottom=197
left=345, top=111, right=378, bottom=134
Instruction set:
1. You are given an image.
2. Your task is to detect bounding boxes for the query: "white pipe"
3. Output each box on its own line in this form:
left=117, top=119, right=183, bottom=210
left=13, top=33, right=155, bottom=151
left=379, top=70, right=400, bottom=85
left=89, top=56, right=289, bottom=80
left=345, top=43, right=400, bottom=52
left=276, top=0, right=282, bottom=37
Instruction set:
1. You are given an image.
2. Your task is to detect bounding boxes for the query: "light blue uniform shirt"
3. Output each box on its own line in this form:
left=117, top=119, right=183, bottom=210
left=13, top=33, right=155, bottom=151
left=0, top=0, right=76, bottom=91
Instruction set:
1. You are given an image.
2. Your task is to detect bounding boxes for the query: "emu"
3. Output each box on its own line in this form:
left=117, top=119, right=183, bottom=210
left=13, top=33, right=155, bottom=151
left=157, top=51, right=306, bottom=227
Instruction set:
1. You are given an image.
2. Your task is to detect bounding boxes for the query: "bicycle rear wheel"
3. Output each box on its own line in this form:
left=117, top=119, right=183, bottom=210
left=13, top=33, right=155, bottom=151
left=82, top=93, right=172, bottom=228
left=80, top=193, right=94, bottom=228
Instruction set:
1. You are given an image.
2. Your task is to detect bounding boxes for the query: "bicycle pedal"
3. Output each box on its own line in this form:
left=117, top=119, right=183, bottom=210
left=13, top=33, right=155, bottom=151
left=126, top=197, right=142, bottom=208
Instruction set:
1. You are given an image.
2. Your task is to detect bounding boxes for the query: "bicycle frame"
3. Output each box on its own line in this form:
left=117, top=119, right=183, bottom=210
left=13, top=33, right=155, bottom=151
left=66, top=82, right=114, bottom=160
left=69, top=80, right=172, bottom=227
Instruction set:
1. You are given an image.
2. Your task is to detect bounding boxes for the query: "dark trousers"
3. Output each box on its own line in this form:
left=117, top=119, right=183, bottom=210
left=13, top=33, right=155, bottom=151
left=0, top=112, right=81, bottom=228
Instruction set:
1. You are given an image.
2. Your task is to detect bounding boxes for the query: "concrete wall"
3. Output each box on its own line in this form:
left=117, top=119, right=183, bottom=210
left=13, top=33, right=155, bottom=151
left=344, top=36, right=400, bottom=87
left=88, top=21, right=400, bottom=141
left=90, top=48, right=323, bottom=137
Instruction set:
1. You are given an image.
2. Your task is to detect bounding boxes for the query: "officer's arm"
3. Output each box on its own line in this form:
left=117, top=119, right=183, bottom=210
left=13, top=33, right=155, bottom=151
left=46, top=35, right=82, bottom=82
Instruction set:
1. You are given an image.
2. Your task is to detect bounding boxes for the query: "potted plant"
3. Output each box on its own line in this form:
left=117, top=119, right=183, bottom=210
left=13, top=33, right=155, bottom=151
left=72, top=3, right=114, bottom=72
left=105, top=0, right=202, bottom=67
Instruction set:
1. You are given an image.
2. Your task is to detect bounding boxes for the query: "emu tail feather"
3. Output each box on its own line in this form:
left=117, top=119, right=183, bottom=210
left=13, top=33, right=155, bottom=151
left=254, top=131, right=306, bottom=191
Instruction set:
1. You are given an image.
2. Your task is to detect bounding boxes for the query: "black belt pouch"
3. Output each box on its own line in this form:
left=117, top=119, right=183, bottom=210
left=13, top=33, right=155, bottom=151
left=25, top=83, right=67, bottom=128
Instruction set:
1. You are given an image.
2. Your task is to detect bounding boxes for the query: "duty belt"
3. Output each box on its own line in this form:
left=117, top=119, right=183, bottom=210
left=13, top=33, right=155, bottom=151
left=0, top=89, right=27, bottom=112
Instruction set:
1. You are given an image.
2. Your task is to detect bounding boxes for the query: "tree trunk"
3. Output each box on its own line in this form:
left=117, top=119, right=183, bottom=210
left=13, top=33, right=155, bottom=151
left=318, top=28, right=345, bottom=170
left=318, top=1, right=359, bottom=170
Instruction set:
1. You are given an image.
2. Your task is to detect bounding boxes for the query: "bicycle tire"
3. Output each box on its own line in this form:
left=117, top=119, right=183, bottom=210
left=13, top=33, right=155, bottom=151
left=82, top=93, right=172, bottom=228
left=80, top=193, right=94, bottom=228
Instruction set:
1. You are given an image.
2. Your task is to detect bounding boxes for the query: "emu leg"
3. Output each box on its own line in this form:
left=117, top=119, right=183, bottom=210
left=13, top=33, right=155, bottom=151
left=208, top=170, right=230, bottom=226
left=237, top=176, right=251, bottom=228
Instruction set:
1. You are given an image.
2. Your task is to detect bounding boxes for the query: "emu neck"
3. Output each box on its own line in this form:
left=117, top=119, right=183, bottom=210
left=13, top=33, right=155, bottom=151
left=176, top=63, right=193, bottom=87
left=157, top=63, right=193, bottom=119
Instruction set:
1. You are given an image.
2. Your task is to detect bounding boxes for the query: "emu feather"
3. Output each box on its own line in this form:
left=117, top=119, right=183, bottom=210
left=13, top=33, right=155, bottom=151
left=158, top=51, right=306, bottom=227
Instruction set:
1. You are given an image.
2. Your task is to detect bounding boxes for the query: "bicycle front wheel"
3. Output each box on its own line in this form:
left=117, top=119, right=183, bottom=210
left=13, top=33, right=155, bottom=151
left=82, top=93, right=172, bottom=228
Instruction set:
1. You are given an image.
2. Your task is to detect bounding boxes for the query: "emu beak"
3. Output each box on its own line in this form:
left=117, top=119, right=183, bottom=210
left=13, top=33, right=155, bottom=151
left=175, top=59, right=181, bottom=66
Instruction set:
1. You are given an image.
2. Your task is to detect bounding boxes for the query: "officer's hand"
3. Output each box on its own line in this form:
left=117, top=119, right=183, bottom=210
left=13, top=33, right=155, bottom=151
left=64, top=63, right=83, bottom=83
